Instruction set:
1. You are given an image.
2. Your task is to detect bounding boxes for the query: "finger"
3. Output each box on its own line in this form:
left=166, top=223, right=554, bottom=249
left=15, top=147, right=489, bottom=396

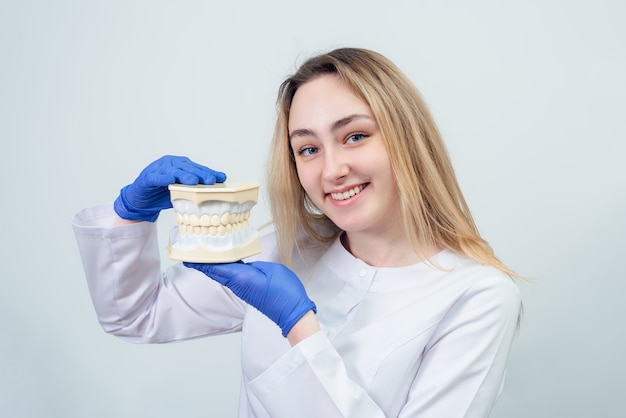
left=171, top=168, right=205, bottom=185
left=142, top=171, right=178, bottom=187
left=246, top=261, right=269, bottom=274
left=184, top=262, right=226, bottom=285
left=202, top=170, right=227, bottom=184
left=184, top=262, right=255, bottom=284
left=189, top=167, right=227, bottom=185
left=178, top=159, right=227, bottom=184
left=247, top=261, right=282, bottom=275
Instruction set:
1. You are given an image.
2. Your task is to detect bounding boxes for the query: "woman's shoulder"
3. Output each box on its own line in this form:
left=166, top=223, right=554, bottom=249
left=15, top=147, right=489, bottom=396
left=438, top=250, right=522, bottom=311
left=443, top=249, right=519, bottom=281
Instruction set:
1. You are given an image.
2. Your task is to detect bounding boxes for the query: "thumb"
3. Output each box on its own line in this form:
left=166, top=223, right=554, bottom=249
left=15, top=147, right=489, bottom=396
left=246, top=261, right=283, bottom=275
left=184, top=261, right=252, bottom=286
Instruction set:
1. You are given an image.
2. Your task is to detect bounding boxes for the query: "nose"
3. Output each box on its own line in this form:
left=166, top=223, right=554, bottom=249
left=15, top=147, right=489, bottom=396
left=322, top=148, right=349, bottom=183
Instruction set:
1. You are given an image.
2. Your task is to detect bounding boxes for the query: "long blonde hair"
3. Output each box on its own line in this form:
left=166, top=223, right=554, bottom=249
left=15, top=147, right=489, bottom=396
left=268, top=47, right=517, bottom=277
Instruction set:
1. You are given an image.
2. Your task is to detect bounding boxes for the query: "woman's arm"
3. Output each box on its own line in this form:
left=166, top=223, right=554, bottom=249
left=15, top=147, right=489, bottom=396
left=248, top=272, right=520, bottom=418
left=73, top=203, right=247, bottom=343
left=286, top=310, right=321, bottom=346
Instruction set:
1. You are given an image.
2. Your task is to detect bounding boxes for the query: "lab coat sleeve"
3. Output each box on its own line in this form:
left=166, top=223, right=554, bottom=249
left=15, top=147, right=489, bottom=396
left=72, top=203, right=247, bottom=343
left=248, top=274, right=521, bottom=418
left=249, top=331, right=386, bottom=418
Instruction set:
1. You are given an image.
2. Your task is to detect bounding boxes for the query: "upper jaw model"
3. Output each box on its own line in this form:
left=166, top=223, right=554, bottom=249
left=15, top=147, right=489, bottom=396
left=167, top=180, right=262, bottom=263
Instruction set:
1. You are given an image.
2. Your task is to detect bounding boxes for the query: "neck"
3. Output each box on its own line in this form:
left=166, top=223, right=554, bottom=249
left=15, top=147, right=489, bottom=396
left=341, top=229, right=441, bottom=267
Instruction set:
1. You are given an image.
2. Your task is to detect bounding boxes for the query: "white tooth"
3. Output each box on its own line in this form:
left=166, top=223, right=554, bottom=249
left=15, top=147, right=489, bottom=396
left=193, top=226, right=201, bottom=234
left=218, top=225, right=226, bottom=236
left=190, top=214, right=200, bottom=226
left=176, top=212, right=182, bottom=224
left=211, top=214, right=221, bottom=226
left=209, top=226, right=217, bottom=236
left=244, top=211, right=250, bottom=220
left=220, top=212, right=230, bottom=226
left=229, top=213, right=237, bottom=224
left=183, top=213, right=190, bottom=225
left=332, top=186, right=363, bottom=200
left=200, top=214, right=211, bottom=226
left=201, top=226, right=209, bottom=235
left=226, top=224, right=233, bottom=234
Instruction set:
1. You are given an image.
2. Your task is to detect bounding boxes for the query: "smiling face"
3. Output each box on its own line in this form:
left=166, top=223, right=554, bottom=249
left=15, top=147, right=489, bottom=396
left=288, top=74, right=401, bottom=239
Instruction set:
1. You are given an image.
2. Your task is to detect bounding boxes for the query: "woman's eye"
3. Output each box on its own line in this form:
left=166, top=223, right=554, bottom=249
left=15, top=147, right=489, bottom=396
left=347, top=133, right=367, bottom=143
left=297, top=146, right=319, bottom=157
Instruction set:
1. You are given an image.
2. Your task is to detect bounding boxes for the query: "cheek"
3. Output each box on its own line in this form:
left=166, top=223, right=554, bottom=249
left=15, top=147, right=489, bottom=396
left=295, top=161, right=326, bottom=207
left=294, top=161, right=314, bottom=193
left=368, top=147, right=395, bottom=182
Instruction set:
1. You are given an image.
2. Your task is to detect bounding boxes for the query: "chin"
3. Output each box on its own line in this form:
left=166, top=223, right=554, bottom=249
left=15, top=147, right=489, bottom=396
left=328, top=218, right=370, bottom=234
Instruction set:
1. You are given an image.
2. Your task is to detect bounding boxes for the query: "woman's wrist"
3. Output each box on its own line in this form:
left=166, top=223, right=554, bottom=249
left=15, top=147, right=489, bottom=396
left=287, top=310, right=321, bottom=346
left=114, top=213, right=141, bottom=226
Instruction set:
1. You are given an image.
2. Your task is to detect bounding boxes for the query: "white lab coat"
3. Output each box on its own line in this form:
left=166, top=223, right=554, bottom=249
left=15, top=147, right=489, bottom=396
left=72, top=203, right=521, bottom=418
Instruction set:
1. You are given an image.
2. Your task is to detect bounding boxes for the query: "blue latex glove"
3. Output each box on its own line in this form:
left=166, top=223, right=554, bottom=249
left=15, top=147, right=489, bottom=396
left=114, top=155, right=226, bottom=222
left=184, top=261, right=317, bottom=337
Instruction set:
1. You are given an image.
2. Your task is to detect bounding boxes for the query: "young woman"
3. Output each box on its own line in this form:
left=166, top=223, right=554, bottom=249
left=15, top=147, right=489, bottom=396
left=73, top=48, right=521, bottom=417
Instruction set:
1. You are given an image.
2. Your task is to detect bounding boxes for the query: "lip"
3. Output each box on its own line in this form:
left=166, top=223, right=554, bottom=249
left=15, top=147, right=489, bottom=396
left=326, top=183, right=369, bottom=203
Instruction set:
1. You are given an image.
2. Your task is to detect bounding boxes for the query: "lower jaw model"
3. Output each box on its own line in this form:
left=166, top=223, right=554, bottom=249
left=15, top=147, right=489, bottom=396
left=167, top=181, right=262, bottom=263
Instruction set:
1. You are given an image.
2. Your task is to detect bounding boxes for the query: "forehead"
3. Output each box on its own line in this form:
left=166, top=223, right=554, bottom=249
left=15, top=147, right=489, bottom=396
left=288, top=74, right=372, bottom=130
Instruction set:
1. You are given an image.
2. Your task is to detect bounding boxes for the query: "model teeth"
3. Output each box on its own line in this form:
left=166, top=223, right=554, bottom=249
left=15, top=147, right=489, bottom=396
left=331, top=185, right=365, bottom=201
left=170, top=199, right=258, bottom=251
left=167, top=181, right=262, bottom=262
left=172, top=200, right=254, bottom=237
left=176, top=212, right=250, bottom=235
left=176, top=211, right=251, bottom=235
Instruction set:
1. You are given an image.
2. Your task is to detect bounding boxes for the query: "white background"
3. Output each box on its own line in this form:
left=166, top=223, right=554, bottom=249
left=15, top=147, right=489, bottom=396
left=1, top=1, right=625, bottom=417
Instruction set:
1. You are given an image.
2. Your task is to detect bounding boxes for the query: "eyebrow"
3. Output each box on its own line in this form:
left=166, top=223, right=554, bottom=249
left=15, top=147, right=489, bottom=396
left=289, top=113, right=374, bottom=140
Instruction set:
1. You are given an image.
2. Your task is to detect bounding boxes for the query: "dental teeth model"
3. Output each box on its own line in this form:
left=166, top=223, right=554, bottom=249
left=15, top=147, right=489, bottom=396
left=167, top=181, right=262, bottom=263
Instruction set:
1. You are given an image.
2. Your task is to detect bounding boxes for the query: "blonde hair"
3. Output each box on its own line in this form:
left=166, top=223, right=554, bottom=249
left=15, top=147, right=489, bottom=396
left=268, top=47, right=517, bottom=277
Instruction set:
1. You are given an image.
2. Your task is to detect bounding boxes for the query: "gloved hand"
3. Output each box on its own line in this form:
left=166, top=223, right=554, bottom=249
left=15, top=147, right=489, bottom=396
left=114, top=155, right=226, bottom=222
left=184, top=261, right=317, bottom=337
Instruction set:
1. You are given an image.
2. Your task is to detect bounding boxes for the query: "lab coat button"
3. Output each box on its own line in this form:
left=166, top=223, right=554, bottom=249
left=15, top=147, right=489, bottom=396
left=358, top=268, right=367, bottom=278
